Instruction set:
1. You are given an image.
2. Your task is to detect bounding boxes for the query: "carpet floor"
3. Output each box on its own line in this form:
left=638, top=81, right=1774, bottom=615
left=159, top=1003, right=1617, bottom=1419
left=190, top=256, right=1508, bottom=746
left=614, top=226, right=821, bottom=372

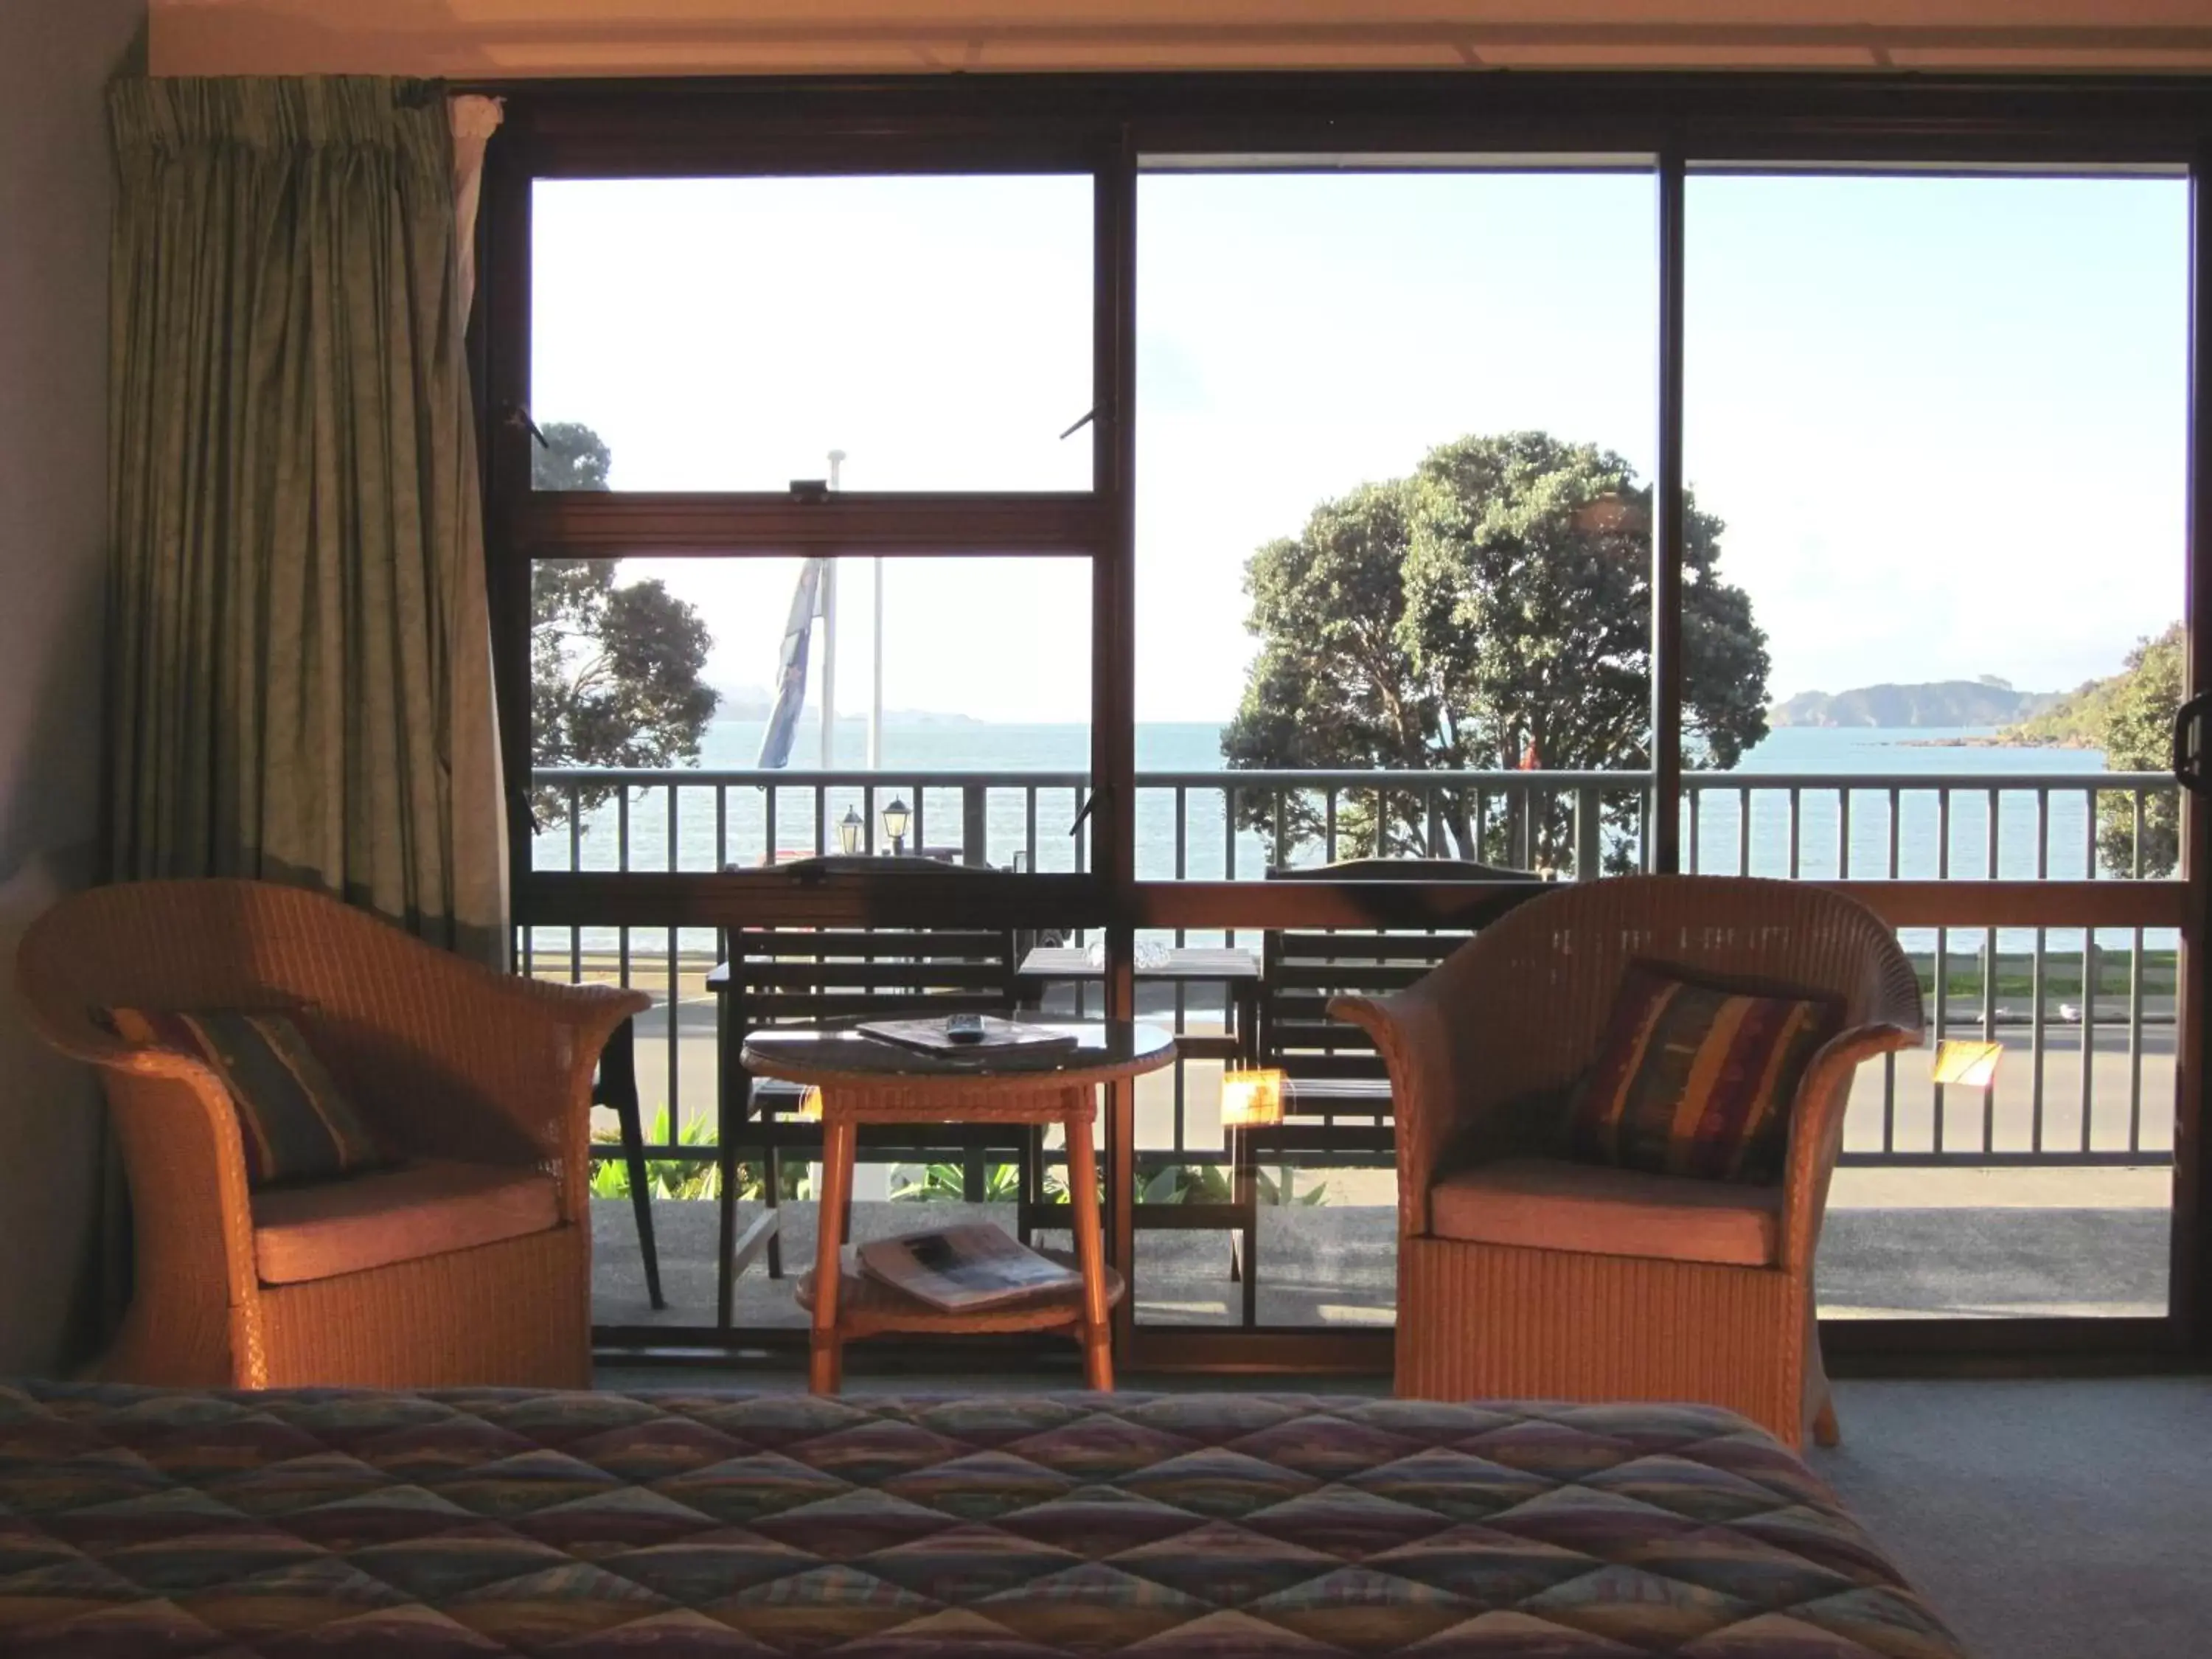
left=593, top=1364, right=2211, bottom=1658
left=1815, top=1375, right=2212, bottom=1659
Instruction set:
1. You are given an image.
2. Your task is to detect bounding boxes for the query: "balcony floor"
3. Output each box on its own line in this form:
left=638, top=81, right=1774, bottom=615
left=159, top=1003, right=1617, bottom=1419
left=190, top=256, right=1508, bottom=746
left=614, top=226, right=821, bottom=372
left=588, top=1164, right=2170, bottom=1335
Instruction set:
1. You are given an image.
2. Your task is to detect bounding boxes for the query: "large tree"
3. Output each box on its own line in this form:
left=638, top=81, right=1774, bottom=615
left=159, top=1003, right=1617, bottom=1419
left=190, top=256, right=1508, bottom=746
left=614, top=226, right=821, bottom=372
left=1222, top=431, right=1770, bottom=870
left=2095, top=622, right=2183, bottom=878
left=529, top=422, right=718, bottom=821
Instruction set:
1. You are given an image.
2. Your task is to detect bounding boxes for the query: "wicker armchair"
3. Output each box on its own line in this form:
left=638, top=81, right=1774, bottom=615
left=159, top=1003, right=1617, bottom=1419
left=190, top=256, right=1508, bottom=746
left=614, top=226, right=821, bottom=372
left=1332, top=874, right=1923, bottom=1450
left=16, top=879, right=647, bottom=1389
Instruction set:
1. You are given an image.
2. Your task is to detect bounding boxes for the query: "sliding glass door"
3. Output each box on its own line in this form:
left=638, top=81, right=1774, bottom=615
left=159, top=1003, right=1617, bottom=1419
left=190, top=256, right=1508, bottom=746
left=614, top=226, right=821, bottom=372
left=483, top=77, right=2212, bottom=1366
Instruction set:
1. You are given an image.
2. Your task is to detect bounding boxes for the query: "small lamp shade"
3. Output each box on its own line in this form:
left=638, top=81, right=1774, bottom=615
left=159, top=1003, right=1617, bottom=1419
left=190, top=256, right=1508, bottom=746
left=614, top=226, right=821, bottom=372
left=1220, top=1069, right=1286, bottom=1129
left=1930, top=1040, right=2003, bottom=1090
left=837, top=806, right=864, bottom=856
left=798, top=1086, right=825, bottom=1120
left=882, top=796, right=911, bottom=844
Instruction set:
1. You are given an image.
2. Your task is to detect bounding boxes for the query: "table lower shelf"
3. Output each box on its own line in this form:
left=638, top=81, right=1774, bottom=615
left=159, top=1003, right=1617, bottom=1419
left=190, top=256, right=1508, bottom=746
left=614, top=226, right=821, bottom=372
left=796, top=1250, right=1125, bottom=1338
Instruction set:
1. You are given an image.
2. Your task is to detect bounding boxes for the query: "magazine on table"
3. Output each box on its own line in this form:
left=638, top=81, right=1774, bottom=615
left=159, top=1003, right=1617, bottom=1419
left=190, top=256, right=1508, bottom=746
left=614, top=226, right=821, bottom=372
left=858, top=1223, right=1081, bottom=1311
left=856, top=1015, right=1079, bottom=1057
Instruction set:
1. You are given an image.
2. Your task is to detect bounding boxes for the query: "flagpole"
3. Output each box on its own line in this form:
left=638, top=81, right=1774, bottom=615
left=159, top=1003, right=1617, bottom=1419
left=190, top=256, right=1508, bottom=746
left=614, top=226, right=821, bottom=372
left=821, top=451, right=844, bottom=769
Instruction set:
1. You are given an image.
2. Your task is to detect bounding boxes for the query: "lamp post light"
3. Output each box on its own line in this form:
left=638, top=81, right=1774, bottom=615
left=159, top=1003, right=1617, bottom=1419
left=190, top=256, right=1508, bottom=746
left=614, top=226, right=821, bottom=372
left=837, top=805, right=864, bottom=857
left=882, top=796, right=911, bottom=858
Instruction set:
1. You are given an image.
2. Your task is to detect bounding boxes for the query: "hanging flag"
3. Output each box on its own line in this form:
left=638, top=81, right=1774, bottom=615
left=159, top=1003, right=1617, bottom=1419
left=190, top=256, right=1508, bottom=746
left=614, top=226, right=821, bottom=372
left=757, top=558, right=825, bottom=768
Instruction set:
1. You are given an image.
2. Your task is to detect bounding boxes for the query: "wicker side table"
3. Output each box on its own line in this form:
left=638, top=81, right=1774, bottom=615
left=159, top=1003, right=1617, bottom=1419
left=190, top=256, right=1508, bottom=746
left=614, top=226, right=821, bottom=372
left=742, top=1020, right=1175, bottom=1394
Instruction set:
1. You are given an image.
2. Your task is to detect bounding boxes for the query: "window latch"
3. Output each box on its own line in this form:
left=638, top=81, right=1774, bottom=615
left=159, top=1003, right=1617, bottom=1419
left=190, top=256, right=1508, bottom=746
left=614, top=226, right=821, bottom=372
left=501, top=403, right=549, bottom=449
left=1058, top=408, right=1096, bottom=441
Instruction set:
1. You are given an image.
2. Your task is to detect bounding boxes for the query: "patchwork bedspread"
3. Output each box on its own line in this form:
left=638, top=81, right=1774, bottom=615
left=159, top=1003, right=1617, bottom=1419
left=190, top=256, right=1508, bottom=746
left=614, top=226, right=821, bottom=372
left=0, top=1383, right=1966, bottom=1657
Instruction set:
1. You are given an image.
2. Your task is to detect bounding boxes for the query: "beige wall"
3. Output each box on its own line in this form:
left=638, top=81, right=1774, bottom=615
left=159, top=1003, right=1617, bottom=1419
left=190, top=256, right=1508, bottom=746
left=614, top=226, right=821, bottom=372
left=150, top=1, right=2212, bottom=77
left=0, top=1, right=147, bottom=1375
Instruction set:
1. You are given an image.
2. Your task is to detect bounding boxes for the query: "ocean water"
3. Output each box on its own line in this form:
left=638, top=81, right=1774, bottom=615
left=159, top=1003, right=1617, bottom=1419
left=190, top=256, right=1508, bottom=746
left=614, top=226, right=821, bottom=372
left=529, top=720, right=2171, bottom=953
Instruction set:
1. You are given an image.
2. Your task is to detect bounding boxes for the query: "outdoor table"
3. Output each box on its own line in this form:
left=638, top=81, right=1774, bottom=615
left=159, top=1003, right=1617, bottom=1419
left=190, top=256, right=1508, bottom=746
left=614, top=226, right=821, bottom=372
left=742, top=1018, right=1176, bottom=1394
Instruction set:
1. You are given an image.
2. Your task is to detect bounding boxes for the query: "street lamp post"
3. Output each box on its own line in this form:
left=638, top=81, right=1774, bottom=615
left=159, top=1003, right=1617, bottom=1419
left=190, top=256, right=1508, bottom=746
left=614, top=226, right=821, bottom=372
left=883, top=796, right=911, bottom=858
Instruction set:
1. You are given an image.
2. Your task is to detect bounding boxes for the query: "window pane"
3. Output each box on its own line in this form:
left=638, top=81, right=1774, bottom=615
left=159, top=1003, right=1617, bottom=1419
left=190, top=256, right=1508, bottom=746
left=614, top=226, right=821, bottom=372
left=1136, top=169, right=1663, bottom=882
left=527, top=554, right=1093, bottom=875
left=532, top=177, right=1095, bottom=492
left=1685, top=171, right=2188, bottom=1321
left=1131, top=166, right=1662, bottom=1330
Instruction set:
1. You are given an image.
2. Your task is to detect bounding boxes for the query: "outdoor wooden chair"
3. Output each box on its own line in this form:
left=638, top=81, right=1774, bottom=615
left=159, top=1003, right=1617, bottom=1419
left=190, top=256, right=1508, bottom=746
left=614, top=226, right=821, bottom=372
left=706, top=857, right=1040, bottom=1327
left=1332, top=873, right=1923, bottom=1449
left=15, top=879, right=645, bottom=1389
left=1230, top=857, right=1547, bottom=1323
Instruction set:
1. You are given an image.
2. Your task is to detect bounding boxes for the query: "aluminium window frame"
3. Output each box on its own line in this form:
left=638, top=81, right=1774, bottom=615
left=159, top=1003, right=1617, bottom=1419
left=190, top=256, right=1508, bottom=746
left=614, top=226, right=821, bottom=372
left=476, top=70, right=2212, bottom=1373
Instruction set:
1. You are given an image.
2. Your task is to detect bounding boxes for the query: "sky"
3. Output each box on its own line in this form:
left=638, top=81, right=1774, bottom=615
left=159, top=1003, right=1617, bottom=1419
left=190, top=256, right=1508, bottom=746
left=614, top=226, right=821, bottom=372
left=531, top=167, right=2188, bottom=728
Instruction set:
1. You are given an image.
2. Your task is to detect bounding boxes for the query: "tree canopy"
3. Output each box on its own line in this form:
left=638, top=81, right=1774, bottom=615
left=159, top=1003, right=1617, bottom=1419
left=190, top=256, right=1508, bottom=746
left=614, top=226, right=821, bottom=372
left=1222, top=431, right=1771, bottom=869
left=529, top=422, right=717, bottom=821
left=2093, top=622, right=2182, bottom=878
left=532, top=420, right=611, bottom=492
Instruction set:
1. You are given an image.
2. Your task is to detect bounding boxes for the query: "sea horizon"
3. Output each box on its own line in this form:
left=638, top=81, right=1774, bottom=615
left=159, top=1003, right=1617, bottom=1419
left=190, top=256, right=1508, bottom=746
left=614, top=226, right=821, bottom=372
left=529, top=720, right=2166, bottom=955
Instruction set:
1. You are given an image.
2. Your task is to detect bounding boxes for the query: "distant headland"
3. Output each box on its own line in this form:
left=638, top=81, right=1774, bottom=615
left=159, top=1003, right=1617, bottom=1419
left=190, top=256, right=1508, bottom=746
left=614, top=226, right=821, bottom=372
left=1767, top=677, right=2064, bottom=734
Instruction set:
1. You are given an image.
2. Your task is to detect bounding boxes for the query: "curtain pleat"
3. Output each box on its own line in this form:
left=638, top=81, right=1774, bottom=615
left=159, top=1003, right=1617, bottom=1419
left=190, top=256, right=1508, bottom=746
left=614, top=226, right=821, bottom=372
left=105, top=77, right=505, bottom=964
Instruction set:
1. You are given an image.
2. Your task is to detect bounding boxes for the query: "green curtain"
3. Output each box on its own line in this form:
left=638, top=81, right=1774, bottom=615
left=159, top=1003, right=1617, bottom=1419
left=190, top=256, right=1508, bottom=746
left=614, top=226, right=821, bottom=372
left=105, top=77, right=505, bottom=964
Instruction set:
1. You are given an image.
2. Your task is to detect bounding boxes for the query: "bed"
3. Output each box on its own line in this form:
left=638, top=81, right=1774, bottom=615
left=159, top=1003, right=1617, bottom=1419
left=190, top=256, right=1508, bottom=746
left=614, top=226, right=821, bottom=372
left=0, top=1382, right=1965, bottom=1656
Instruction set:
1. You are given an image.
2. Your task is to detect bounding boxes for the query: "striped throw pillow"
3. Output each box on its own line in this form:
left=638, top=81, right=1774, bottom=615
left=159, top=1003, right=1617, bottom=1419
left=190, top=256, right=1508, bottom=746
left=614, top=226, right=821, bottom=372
left=1565, top=961, right=1844, bottom=1185
left=110, top=1008, right=384, bottom=1187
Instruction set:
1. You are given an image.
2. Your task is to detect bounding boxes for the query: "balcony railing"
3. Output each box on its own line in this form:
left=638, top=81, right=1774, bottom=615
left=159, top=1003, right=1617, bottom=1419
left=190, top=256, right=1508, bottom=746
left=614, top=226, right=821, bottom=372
left=526, top=764, right=2180, bottom=1173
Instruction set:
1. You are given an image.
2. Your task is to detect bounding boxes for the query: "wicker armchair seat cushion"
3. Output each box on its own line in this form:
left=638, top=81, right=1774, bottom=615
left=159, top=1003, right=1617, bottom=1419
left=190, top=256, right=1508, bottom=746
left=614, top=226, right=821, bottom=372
left=1429, top=1155, right=1782, bottom=1267
left=250, top=1161, right=560, bottom=1285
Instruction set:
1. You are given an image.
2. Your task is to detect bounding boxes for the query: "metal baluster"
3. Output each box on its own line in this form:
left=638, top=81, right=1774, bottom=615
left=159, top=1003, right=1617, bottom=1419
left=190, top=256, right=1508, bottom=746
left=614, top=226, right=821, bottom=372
left=1983, top=787, right=2000, bottom=1157
left=1273, top=787, right=1289, bottom=872
left=1839, top=787, right=1851, bottom=878
left=1737, top=786, right=1750, bottom=877
left=1787, top=787, right=1801, bottom=880
left=1173, top=786, right=1188, bottom=1153
left=1025, top=784, right=1037, bottom=872
left=2079, top=787, right=2096, bottom=1155
left=716, top=785, right=729, bottom=870
left=1934, top=790, right=1950, bottom=1155
left=667, top=785, right=681, bottom=1129
left=2031, top=789, right=2049, bottom=1156
left=813, top=785, right=827, bottom=857
left=1324, top=788, right=1338, bottom=864
left=1688, top=787, right=1701, bottom=874
left=2129, top=792, right=2146, bottom=1151
left=1882, top=787, right=1900, bottom=1155
left=566, top=783, right=584, bottom=984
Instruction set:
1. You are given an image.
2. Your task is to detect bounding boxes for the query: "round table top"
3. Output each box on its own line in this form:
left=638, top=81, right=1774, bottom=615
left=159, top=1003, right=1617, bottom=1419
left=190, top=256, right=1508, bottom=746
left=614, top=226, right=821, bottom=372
left=742, top=1017, right=1175, bottom=1090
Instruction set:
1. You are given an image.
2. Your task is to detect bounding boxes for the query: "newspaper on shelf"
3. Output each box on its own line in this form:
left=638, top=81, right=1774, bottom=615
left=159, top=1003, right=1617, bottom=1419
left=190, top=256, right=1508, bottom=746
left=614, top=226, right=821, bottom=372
left=858, top=1222, right=1081, bottom=1312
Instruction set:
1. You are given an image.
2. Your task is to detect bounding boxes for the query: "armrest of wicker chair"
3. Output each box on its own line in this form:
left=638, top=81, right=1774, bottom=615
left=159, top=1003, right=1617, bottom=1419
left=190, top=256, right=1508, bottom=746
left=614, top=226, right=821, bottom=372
left=303, top=956, right=650, bottom=1221
left=1778, top=946, right=1925, bottom=1272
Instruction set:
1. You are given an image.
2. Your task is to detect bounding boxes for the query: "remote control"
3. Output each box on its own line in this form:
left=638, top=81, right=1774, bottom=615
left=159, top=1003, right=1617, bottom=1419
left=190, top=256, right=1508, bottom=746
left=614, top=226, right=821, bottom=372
left=943, top=1014, right=987, bottom=1043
